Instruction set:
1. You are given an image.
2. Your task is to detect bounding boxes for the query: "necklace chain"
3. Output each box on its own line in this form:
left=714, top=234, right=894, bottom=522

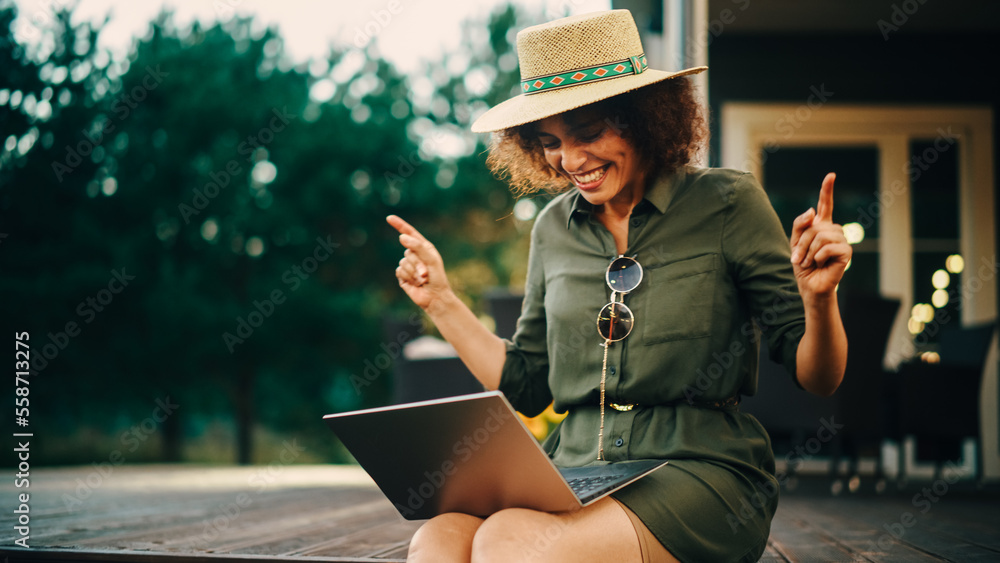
left=598, top=337, right=609, bottom=461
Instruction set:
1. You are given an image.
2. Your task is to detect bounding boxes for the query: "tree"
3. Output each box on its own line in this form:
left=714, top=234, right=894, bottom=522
left=0, top=2, right=535, bottom=466
left=0, top=0, right=143, bottom=462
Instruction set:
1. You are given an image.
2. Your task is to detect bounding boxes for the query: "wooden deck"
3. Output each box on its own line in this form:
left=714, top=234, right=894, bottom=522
left=1, top=465, right=998, bottom=562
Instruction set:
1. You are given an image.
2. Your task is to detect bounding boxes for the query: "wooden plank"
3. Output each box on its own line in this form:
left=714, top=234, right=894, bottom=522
left=758, top=539, right=791, bottom=563
left=766, top=507, right=870, bottom=562
left=372, top=543, right=411, bottom=560
left=5, top=487, right=352, bottom=545
left=3, top=491, right=232, bottom=544
left=777, top=497, right=944, bottom=562
left=293, top=520, right=422, bottom=558
left=0, top=466, right=409, bottom=560
left=913, top=498, right=1000, bottom=552
left=790, top=495, right=1000, bottom=562
left=222, top=503, right=409, bottom=557
left=34, top=489, right=378, bottom=549
left=200, top=501, right=391, bottom=553
left=4, top=466, right=999, bottom=562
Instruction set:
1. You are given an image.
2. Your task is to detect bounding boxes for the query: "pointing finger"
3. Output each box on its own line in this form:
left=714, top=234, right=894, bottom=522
left=386, top=215, right=427, bottom=243
left=815, top=172, right=836, bottom=223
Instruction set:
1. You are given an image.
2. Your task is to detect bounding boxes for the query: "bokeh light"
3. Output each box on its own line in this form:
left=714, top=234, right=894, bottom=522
left=200, top=218, right=219, bottom=242
left=842, top=222, right=865, bottom=244
left=920, top=351, right=941, bottom=364
left=513, top=198, right=538, bottom=221
left=931, top=269, right=950, bottom=289
left=946, top=254, right=965, bottom=274
left=245, top=236, right=264, bottom=257
left=911, top=303, right=935, bottom=323
left=251, top=160, right=277, bottom=185
left=932, top=289, right=949, bottom=308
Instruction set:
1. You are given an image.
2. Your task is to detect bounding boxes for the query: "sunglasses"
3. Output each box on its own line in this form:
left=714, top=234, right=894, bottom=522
left=596, top=255, right=642, bottom=460
left=596, top=256, right=643, bottom=342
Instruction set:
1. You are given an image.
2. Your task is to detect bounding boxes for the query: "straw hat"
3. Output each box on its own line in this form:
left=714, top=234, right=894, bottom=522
left=470, top=9, right=707, bottom=133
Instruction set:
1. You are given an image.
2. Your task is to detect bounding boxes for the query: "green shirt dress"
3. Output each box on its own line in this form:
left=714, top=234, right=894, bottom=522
left=498, top=166, right=807, bottom=562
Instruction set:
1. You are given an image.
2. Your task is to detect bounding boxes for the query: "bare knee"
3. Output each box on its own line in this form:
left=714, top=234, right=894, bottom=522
left=408, top=512, right=482, bottom=563
left=472, top=508, right=560, bottom=563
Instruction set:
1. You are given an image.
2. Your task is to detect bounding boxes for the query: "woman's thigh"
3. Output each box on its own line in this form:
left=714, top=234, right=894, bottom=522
left=469, top=496, right=678, bottom=563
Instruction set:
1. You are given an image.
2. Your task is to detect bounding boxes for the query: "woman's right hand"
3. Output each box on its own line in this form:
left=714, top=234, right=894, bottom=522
left=386, top=215, right=453, bottom=311
left=386, top=215, right=506, bottom=390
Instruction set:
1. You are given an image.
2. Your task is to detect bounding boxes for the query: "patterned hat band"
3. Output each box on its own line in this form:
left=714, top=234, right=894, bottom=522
left=470, top=10, right=706, bottom=132
left=521, top=54, right=648, bottom=95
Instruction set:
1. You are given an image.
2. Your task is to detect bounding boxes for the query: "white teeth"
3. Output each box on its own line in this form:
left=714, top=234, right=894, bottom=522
left=573, top=166, right=607, bottom=185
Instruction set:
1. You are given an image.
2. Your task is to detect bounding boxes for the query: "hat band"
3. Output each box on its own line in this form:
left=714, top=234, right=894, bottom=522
left=521, top=54, right=648, bottom=95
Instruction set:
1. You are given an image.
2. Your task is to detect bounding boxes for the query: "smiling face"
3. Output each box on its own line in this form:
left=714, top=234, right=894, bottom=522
left=534, top=108, right=646, bottom=211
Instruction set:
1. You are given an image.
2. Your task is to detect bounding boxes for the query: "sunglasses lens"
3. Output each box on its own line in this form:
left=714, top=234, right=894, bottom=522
left=597, top=302, right=634, bottom=341
left=606, top=257, right=642, bottom=294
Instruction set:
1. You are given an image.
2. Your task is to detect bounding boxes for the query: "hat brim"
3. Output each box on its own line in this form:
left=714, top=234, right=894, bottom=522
left=470, top=66, right=707, bottom=133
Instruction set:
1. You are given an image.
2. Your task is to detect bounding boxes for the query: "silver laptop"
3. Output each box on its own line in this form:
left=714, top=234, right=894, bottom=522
left=323, top=390, right=668, bottom=520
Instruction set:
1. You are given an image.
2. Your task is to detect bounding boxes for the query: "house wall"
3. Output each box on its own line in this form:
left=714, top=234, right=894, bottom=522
left=707, top=31, right=1000, bottom=480
left=707, top=32, right=999, bottom=162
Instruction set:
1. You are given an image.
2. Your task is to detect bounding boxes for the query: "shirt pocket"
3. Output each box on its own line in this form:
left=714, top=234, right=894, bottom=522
left=640, top=253, right=719, bottom=345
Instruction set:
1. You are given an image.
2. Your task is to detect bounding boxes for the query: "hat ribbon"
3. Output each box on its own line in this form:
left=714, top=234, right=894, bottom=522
left=520, top=54, right=648, bottom=96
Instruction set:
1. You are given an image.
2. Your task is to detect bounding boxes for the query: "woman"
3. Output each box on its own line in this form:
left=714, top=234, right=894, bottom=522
left=388, top=9, right=850, bottom=563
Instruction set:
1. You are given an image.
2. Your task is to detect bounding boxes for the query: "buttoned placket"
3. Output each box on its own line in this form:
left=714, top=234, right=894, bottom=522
left=600, top=338, right=637, bottom=461
left=588, top=207, right=651, bottom=462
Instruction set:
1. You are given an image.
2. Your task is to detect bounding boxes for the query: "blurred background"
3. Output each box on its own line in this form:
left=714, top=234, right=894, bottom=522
left=1, top=0, right=998, bottom=484
left=1, top=0, right=608, bottom=467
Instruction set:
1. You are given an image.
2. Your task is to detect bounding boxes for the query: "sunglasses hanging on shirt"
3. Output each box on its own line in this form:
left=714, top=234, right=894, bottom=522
left=596, top=255, right=643, bottom=460
left=597, top=256, right=643, bottom=342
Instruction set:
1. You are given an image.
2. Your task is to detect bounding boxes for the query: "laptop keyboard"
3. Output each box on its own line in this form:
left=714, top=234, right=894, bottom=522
left=566, top=474, right=621, bottom=497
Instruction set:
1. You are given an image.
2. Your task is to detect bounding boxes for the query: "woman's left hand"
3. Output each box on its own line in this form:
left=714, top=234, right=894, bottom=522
left=790, top=173, right=853, bottom=298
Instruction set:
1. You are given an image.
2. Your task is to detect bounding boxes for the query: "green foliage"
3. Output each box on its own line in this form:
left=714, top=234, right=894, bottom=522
left=0, top=2, right=530, bottom=465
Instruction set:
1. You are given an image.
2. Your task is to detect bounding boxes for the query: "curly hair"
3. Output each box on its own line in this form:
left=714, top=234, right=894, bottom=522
left=484, top=77, right=708, bottom=197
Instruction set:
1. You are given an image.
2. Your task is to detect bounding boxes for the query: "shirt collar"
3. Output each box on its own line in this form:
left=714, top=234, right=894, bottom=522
left=566, top=166, right=688, bottom=229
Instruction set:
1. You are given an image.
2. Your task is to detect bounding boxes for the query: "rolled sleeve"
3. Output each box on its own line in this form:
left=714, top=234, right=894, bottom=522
left=498, top=223, right=552, bottom=416
left=722, top=173, right=806, bottom=382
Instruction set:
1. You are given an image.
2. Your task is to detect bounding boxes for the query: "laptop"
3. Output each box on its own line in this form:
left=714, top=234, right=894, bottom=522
left=323, top=390, right=668, bottom=520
